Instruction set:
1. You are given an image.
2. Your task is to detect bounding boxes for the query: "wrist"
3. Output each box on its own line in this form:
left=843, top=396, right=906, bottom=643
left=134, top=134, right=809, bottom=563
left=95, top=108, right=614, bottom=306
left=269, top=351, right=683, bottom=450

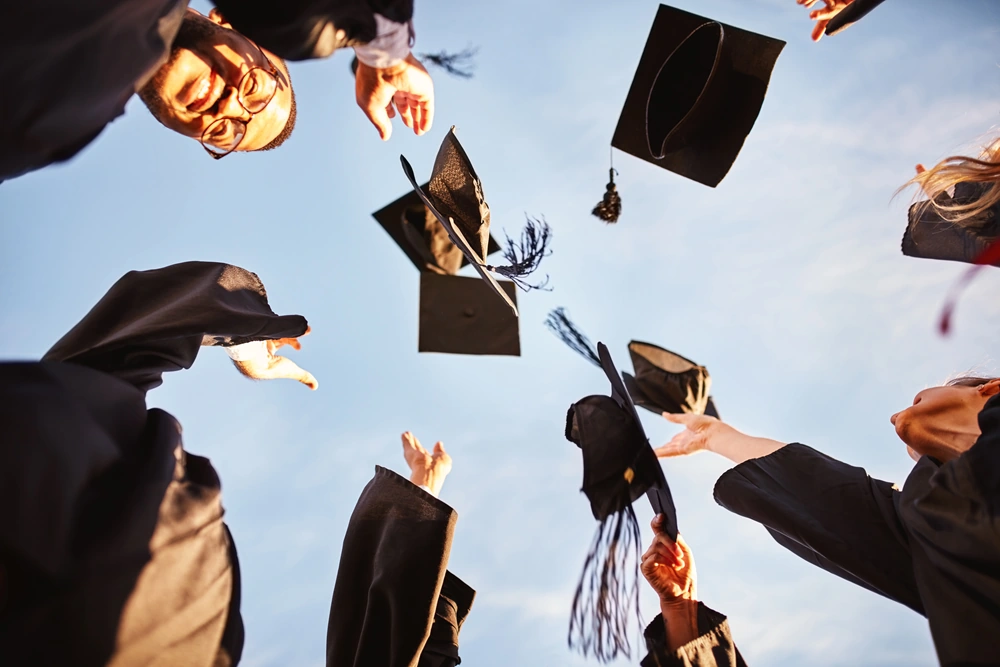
left=659, top=597, right=698, bottom=613
left=409, top=465, right=446, bottom=496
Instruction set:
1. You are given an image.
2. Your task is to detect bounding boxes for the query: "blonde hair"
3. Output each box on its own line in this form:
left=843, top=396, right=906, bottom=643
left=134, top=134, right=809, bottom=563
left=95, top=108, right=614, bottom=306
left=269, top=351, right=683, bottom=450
left=901, top=136, right=1000, bottom=229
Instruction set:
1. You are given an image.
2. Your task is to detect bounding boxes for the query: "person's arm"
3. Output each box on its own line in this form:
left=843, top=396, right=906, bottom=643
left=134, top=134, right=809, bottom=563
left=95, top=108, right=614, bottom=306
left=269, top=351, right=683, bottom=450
left=654, top=413, right=786, bottom=465
left=639, top=516, right=745, bottom=667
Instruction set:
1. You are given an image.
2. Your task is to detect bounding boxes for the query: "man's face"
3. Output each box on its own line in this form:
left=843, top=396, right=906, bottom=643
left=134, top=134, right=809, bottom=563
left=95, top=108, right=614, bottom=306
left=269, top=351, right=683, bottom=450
left=139, top=10, right=292, bottom=152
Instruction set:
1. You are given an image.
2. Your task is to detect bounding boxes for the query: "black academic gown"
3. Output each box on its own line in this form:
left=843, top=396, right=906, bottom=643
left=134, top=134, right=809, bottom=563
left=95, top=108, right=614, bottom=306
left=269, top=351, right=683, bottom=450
left=714, top=394, right=1000, bottom=666
left=326, top=466, right=475, bottom=667
left=0, top=0, right=414, bottom=181
left=640, top=604, right=745, bottom=667
left=0, top=261, right=307, bottom=666
left=901, top=182, right=1000, bottom=267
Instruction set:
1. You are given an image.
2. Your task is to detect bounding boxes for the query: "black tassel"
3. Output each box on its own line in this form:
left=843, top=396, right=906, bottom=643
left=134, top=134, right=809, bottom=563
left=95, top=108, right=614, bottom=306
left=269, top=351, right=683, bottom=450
left=545, top=308, right=600, bottom=367
left=349, top=47, right=478, bottom=79
left=488, top=216, right=553, bottom=292
left=592, top=168, right=621, bottom=224
left=418, top=47, right=478, bottom=79
left=568, top=501, right=643, bottom=662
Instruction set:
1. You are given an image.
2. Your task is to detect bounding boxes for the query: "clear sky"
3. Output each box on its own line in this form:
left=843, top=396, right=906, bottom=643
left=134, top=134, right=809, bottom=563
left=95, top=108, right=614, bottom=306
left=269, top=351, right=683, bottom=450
left=2, top=0, right=999, bottom=665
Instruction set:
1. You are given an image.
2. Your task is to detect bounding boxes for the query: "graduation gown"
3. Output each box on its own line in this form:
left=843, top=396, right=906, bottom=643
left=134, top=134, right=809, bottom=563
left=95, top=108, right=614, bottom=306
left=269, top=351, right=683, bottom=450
left=640, top=604, right=745, bottom=667
left=326, top=466, right=474, bottom=667
left=713, top=394, right=1000, bottom=666
left=902, top=182, right=1000, bottom=267
left=0, top=261, right=307, bottom=666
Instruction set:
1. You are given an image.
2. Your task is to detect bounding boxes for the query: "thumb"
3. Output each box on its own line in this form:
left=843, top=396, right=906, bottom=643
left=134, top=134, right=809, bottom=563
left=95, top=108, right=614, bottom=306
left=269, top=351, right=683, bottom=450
left=359, top=80, right=395, bottom=141
left=434, top=441, right=446, bottom=455
left=365, top=103, right=393, bottom=141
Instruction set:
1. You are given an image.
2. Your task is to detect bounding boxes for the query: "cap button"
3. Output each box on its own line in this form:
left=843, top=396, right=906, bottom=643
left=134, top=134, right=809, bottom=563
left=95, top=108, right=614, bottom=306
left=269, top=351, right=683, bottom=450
left=463, top=307, right=476, bottom=318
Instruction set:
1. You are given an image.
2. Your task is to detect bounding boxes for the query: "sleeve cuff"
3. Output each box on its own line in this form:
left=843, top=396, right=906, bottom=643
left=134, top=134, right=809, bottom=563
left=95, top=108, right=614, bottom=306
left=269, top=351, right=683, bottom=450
left=353, top=14, right=414, bottom=69
left=640, top=603, right=735, bottom=667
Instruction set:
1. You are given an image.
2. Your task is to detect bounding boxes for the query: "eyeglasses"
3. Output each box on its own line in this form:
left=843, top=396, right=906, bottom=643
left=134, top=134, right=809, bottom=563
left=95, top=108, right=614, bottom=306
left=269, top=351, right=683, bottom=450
left=199, top=48, right=279, bottom=159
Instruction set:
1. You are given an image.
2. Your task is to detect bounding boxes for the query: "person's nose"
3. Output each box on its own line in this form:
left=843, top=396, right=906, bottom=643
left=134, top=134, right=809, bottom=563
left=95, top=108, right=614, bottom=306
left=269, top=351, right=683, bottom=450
left=216, top=86, right=249, bottom=121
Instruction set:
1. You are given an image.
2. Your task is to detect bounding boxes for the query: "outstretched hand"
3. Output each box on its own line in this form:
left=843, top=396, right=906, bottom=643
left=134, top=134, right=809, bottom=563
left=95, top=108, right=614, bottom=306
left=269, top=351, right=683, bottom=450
left=355, top=54, right=434, bottom=140
left=264, top=326, right=318, bottom=390
left=797, top=0, right=856, bottom=42
left=654, top=412, right=725, bottom=458
left=401, top=431, right=451, bottom=497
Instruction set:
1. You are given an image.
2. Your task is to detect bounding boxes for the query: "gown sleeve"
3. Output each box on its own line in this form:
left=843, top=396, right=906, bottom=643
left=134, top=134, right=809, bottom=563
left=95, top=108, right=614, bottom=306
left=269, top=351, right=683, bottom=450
left=211, top=0, right=414, bottom=61
left=43, top=261, right=308, bottom=394
left=639, top=603, right=745, bottom=667
left=713, top=444, right=924, bottom=614
left=898, top=394, right=1000, bottom=665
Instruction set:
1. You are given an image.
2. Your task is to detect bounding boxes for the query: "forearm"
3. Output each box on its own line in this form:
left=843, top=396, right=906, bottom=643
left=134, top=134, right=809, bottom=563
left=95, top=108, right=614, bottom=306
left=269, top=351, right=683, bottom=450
left=660, top=600, right=700, bottom=652
left=709, top=429, right=786, bottom=465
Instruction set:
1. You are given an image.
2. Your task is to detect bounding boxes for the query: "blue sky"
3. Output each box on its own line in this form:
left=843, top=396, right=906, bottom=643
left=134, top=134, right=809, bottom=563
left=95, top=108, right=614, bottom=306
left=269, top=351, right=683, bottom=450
left=2, top=0, right=999, bottom=665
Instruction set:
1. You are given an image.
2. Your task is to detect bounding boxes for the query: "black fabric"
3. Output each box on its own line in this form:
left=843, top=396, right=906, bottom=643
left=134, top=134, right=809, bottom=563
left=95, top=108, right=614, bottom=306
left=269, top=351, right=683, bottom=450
left=44, top=261, right=308, bottom=393
left=326, top=466, right=474, bottom=667
left=401, top=128, right=520, bottom=316
left=418, top=273, right=520, bottom=356
left=0, top=0, right=187, bottom=181
left=825, top=0, right=890, bottom=36
left=901, top=182, right=1000, bottom=266
left=0, top=362, right=237, bottom=667
left=213, top=0, right=414, bottom=61
left=372, top=188, right=501, bottom=274
left=714, top=394, right=1000, bottom=665
left=640, top=603, right=745, bottom=667
left=623, top=341, right=712, bottom=417
left=611, top=4, right=784, bottom=187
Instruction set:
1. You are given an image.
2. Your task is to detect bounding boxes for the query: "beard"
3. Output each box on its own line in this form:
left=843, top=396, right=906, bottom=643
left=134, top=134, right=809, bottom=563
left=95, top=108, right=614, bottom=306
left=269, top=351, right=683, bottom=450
left=136, top=13, right=227, bottom=123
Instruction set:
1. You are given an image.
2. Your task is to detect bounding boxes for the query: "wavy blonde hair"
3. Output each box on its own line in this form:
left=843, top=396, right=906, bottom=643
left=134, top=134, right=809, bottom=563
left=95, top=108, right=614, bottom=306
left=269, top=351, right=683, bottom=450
left=901, top=136, right=1000, bottom=229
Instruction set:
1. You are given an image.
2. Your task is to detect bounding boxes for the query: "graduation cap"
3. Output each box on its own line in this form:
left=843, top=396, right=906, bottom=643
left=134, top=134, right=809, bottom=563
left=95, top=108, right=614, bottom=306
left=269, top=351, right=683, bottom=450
left=595, top=2, right=785, bottom=216
left=564, top=342, right=676, bottom=662
left=400, top=126, right=553, bottom=317
left=373, top=183, right=519, bottom=356
left=622, top=341, right=720, bottom=419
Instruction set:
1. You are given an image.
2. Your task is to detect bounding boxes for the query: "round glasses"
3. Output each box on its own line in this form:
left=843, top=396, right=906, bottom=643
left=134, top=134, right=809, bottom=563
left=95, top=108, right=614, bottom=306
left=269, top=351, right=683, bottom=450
left=200, top=55, right=279, bottom=159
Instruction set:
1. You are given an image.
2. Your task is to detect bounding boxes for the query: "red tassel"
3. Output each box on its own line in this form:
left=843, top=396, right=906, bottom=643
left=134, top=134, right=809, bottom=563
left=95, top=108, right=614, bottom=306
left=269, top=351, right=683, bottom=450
left=938, top=238, right=1000, bottom=335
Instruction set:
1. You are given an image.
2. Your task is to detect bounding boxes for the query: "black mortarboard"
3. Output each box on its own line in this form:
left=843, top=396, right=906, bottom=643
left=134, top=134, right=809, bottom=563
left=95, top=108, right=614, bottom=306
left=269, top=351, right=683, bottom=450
left=401, top=126, right=553, bottom=317
left=372, top=185, right=520, bottom=356
left=622, top=341, right=720, bottom=419
left=564, top=343, right=677, bottom=663
left=372, top=186, right=501, bottom=275
left=418, top=272, right=519, bottom=355
left=609, top=4, right=785, bottom=188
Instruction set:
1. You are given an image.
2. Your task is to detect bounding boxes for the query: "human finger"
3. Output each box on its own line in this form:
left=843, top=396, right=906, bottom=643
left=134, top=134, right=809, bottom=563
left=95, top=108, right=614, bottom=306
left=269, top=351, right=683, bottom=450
left=915, top=164, right=926, bottom=174
left=386, top=101, right=396, bottom=119
left=358, top=77, right=395, bottom=141
left=394, top=92, right=416, bottom=132
left=811, top=19, right=827, bottom=41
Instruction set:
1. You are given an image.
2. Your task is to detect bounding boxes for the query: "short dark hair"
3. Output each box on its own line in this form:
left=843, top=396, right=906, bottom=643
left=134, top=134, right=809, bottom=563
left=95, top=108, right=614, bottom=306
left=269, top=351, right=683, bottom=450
left=253, top=59, right=296, bottom=152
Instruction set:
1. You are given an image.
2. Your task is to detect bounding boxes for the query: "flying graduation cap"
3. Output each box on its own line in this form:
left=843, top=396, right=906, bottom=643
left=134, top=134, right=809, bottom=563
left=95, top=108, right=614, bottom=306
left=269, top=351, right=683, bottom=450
left=372, top=188, right=520, bottom=355
left=564, top=342, right=676, bottom=662
left=593, top=4, right=785, bottom=221
left=622, top=341, right=720, bottom=420
left=400, top=126, right=553, bottom=318
left=546, top=309, right=677, bottom=661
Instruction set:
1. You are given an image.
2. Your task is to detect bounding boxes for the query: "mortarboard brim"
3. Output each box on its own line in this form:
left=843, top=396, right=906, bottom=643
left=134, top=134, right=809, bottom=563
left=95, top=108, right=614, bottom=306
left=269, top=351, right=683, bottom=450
left=611, top=4, right=785, bottom=187
left=418, top=273, right=520, bottom=356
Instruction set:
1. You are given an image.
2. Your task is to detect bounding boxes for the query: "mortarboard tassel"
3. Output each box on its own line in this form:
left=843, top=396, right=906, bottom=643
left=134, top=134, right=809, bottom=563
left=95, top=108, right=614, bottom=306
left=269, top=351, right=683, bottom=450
left=420, top=47, right=478, bottom=78
left=592, top=168, right=622, bottom=224
left=567, top=480, right=643, bottom=662
left=938, top=237, right=1000, bottom=335
left=488, top=216, right=553, bottom=291
left=350, top=48, right=479, bottom=78
left=545, top=308, right=600, bottom=367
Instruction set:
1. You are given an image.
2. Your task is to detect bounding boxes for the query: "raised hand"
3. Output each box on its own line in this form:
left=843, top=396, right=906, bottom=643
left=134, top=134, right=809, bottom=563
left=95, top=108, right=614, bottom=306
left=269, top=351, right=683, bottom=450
left=401, top=431, right=452, bottom=497
left=355, top=54, right=434, bottom=140
left=797, top=0, right=856, bottom=42
left=640, top=515, right=696, bottom=604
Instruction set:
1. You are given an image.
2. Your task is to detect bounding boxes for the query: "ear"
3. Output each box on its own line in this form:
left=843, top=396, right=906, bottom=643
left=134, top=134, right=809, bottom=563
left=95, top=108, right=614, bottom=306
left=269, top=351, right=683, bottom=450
left=207, top=8, right=232, bottom=29
left=979, top=379, right=1000, bottom=398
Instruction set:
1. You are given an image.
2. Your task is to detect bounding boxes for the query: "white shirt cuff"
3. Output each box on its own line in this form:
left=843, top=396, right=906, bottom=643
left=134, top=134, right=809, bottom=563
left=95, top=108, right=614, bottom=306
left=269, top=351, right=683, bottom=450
left=224, top=340, right=270, bottom=363
left=353, top=14, right=414, bottom=69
